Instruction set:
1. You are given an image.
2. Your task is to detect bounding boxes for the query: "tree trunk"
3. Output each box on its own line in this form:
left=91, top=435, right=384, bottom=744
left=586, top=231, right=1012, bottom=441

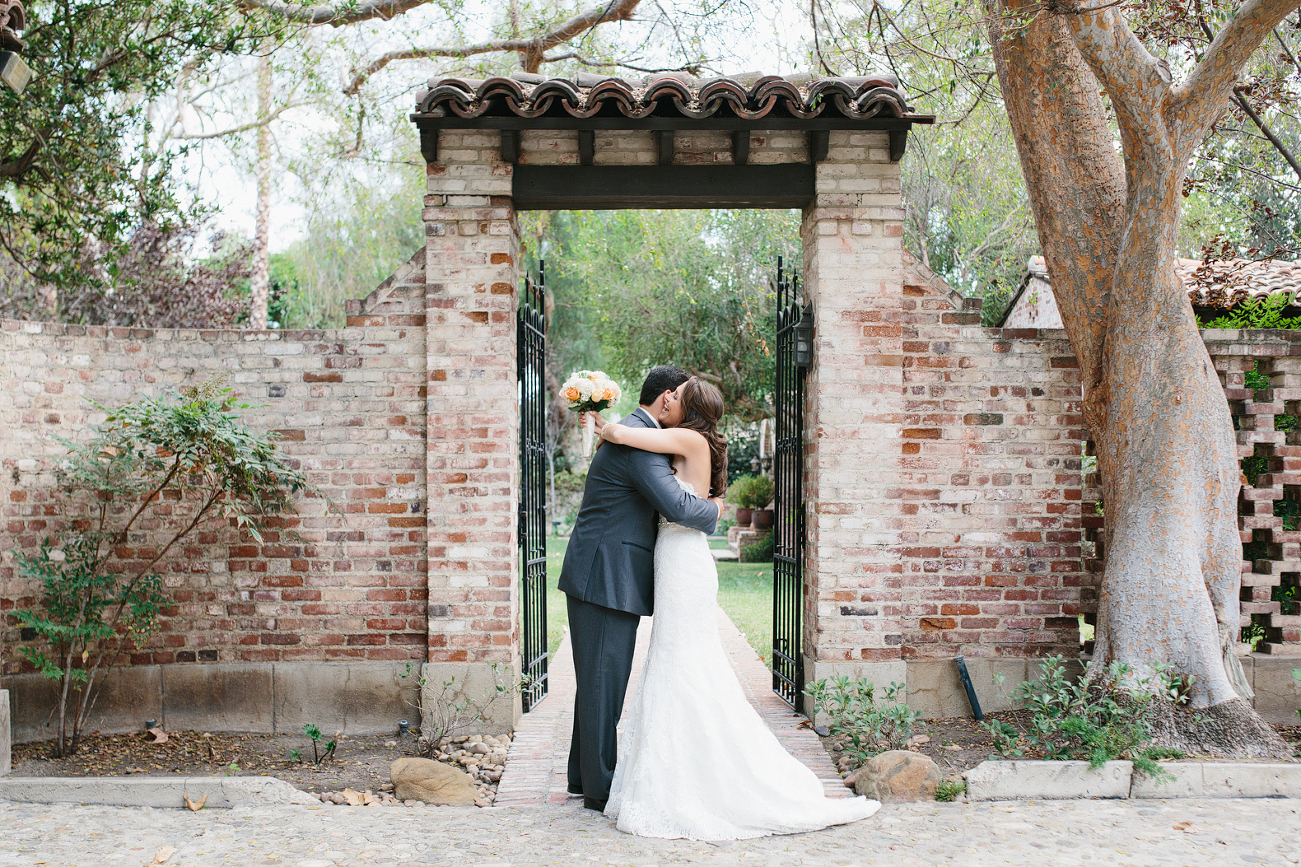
left=986, top=0, right=1290, bottom=757
left=248, top=45, right=273, bottom=330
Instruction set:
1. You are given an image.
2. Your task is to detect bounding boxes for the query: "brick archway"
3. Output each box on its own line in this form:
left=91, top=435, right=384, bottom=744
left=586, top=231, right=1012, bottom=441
left=414, top=72, right=930, bottom=728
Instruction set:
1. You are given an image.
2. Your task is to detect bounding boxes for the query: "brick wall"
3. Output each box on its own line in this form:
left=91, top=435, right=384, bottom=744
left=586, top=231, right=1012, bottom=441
left=800, top=131, right=908, bottom=686
left=898, top=259, right=1085, bottom=662
left=1, top=253, right=429, bottom=676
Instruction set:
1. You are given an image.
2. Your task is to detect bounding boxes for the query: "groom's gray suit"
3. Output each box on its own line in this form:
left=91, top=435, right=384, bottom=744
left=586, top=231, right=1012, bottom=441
left=559, top=407, right=718, bottom=804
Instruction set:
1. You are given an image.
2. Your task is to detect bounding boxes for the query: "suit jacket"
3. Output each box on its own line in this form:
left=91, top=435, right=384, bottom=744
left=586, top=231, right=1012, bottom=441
left=558, top=407, right=719, bottom=616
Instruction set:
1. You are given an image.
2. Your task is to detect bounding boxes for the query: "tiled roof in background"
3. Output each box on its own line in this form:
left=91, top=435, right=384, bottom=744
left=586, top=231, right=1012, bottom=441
left=414, top=71, right=925, bottom=122
left=1027, top=255, right=1301, bottom=308
left=0, top=1, right=25, bottom=52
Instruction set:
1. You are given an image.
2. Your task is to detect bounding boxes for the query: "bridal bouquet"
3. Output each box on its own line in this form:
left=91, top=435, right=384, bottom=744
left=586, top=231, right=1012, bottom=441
left=561, top=370, right=622, bottom=457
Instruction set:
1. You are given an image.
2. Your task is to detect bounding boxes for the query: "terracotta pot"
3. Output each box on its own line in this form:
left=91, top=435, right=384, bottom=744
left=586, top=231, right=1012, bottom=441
left=735, top=508, right=753, bottom=527
left=752, top=508, right=774, bottom=530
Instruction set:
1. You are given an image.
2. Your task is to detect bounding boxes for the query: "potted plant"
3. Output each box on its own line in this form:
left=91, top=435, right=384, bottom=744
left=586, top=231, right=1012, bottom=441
left=728, top=475, right=757, bottom=528
left=747, top=475, right=776, bottom=529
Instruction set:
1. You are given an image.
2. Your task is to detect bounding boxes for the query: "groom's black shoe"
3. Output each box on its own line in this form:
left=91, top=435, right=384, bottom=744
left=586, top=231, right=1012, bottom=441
left=582, top=796, right=607, bottom=812
left=566, top=784, right=583, bottom=796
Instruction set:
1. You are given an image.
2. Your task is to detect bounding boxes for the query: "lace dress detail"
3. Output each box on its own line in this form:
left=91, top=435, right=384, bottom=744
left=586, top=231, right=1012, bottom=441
left=605, top=478, right=879, bottom=840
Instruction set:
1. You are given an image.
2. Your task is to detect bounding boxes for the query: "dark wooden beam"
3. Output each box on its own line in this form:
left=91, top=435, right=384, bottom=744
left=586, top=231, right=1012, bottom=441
left=889, top=129, right=908, bottom=162
left=500, top=129, right=519, bottom=163
left=578, top=129, right=595, bottom=166
left=732, top=130, right=750, bottom=166
left=512, top=164, right=815, bottom=210
left=420, top=127, right=439, bottom=163
left=809, top=130, right=829, bottom=163
left=655, top=129, right=674, bottom=166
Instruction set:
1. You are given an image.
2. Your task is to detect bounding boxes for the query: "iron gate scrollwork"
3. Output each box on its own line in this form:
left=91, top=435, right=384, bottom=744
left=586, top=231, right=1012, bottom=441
left=773, top=256, right=810, bottom=710
left=518, top=262, right=548, bottom=711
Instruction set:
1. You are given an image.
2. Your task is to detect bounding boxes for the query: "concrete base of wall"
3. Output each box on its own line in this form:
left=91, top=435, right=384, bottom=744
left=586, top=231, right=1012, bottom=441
left=419, top=662, right=523, bottom=737
left=804, top=654, right=1300, bottom=724
left=1, top=689, right=11, bottom=776
left=4, top=662, right=421, bottom=744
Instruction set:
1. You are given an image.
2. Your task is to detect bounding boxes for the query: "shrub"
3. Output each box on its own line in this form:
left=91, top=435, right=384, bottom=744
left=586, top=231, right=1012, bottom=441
left=739, top=531, right=774, bottom=563
left=1293, top=669, right=1300, bottom=723
left=983, top=656, right=1185, bottom=780
left=805, top=677, right=919, bottom=768
left=746, top=474, right=775, bottom=510
left=727, top=474, right=756, bottom=506
left=10, top=380, right=321, bottom=757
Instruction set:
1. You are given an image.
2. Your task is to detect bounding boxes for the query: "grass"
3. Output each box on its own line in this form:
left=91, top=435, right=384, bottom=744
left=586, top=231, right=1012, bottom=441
left=534, top=535, right=773, bottom=665
left=716, top=558, right=774, bottom=665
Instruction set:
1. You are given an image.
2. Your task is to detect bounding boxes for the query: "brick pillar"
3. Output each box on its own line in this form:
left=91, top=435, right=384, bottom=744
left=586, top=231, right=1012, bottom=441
left=800, top=131, right=906, bottom=696
left=422, top=131, right=522, bottom=732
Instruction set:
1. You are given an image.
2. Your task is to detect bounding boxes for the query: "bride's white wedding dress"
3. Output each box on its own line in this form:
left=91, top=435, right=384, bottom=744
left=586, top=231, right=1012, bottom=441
left=605, top=478, right=880, bottom=840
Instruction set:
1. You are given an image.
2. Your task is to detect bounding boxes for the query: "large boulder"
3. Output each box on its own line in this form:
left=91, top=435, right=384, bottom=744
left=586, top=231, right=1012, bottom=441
left=390, top=757, right=477, bottom=806
left=852, top=750, right=940, bottom=802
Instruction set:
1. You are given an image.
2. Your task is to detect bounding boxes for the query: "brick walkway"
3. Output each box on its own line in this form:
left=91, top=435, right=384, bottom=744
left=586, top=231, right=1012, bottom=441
left=494, top=607, right=847, bottom=806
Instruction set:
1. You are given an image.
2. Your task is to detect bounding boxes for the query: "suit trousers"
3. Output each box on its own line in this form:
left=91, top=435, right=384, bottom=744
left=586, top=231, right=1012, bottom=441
left=566, top=593, right=641, bottom=802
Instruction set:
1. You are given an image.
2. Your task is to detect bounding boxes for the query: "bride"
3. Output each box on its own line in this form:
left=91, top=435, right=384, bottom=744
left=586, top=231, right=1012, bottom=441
left=591, top=377, right=880, bottom=841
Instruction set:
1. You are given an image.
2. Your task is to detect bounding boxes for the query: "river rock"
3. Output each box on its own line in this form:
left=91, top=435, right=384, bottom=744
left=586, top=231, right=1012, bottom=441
left=852, top=750, right=940, bottom=802
left=390, top=757, right=478, bottom=806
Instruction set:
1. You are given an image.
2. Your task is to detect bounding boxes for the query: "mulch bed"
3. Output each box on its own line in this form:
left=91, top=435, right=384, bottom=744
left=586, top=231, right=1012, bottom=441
left=11, top=730, right=428, bottom=797
left=820, top=712, right=1301, bottom=784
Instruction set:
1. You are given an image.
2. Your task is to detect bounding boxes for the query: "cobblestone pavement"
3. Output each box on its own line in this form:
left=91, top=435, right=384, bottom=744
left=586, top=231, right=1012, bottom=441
left=2, top=797, right=1298, bottom=866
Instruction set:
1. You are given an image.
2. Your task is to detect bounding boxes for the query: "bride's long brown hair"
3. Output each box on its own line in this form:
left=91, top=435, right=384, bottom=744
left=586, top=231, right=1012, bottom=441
left=675, top=377, right=728, bottom=498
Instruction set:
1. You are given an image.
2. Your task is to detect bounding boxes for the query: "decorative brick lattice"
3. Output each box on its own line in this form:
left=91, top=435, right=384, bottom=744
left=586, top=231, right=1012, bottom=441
left=1080, top=334, right=1301, bottom=656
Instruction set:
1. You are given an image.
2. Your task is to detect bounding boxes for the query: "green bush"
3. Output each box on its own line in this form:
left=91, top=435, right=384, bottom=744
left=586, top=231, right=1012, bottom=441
left=727, top=474, right=756, bottom=506
left=983, top=656, right=1185, bottom=780
left=747, top=474, right=775, bottom=510
left=11, top=380, right=320, bottom=757
left=1293, top=668, right=1301, bottom=723
left=805, top=677, right=920, bottom=767
left=1199, top=294, right=1301, bottom=330
left=739, top=531, right=774, bottom=563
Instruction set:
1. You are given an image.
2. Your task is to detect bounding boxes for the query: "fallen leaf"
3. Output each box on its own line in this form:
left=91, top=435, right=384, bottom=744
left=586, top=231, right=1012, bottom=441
left=147, top=727, right=168, bottom=744
left=363, top=790, right=377, bottom=806
left=145, top=845, right=174, bottom=865
left=184, top=793, right=207, bottom=812
left=796, top=719, right=813, bottom=729
left=342, top=787, right=363, bottom=806
left=1173, top=821, right=1193, bottom=832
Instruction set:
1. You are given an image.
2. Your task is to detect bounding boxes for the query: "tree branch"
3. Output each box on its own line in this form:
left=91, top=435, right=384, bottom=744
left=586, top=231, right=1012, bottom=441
left=171, top=100, right=306, bottom=140
left=236, top=0, right=439, bottom=27
left=1171, top=0, right=1301, bottom=153
left=343, top=0, right=642, bottom=93
left=1055, top=4, right=1170, bottom=135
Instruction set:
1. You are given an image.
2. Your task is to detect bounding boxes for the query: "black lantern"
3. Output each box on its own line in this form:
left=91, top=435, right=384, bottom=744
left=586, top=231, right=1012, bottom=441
left=794, top=303, right=814, bottom=368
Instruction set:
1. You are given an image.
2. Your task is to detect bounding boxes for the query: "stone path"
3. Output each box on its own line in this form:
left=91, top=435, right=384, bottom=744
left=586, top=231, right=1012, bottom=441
left=495, top=606, right=845, bottom=807
left=2, top=797, right=1297, bottom=865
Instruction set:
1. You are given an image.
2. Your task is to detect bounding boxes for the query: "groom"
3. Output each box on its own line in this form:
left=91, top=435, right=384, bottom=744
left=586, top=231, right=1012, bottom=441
left=558, top=364, right=722, bottom=811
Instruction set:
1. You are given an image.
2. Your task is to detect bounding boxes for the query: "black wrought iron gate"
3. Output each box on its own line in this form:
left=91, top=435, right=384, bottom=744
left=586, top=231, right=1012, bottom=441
left=518, top=263, right=548, bottom=712
left=773, top=257, right=810, bottom=710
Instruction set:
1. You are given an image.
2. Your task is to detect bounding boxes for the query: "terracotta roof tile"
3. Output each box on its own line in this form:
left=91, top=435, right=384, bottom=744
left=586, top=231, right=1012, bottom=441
left=414, top=72, right=924, bottom=122
left=0, top=1, right=25, bottom=52
left=1027, top=254, right=1301, bottom=309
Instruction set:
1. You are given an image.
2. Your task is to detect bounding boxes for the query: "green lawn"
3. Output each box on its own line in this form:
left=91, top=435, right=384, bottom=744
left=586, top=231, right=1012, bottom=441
left=536, top=535, right=772, bottom=665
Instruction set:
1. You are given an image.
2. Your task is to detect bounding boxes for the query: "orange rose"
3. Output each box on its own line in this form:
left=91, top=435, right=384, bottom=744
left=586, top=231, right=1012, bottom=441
left=564, top=387, right=581, bottom=401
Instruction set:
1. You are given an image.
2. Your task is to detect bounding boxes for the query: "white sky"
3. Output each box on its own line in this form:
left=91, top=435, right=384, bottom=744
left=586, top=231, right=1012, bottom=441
left=186, top=0, right=817, bottom=251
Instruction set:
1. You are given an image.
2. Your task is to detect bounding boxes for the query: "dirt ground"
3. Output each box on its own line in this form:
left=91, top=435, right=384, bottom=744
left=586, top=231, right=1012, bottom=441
left=11, top=730, right=426, bottom=796
left=13, top=715, right=1299, bottom=801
